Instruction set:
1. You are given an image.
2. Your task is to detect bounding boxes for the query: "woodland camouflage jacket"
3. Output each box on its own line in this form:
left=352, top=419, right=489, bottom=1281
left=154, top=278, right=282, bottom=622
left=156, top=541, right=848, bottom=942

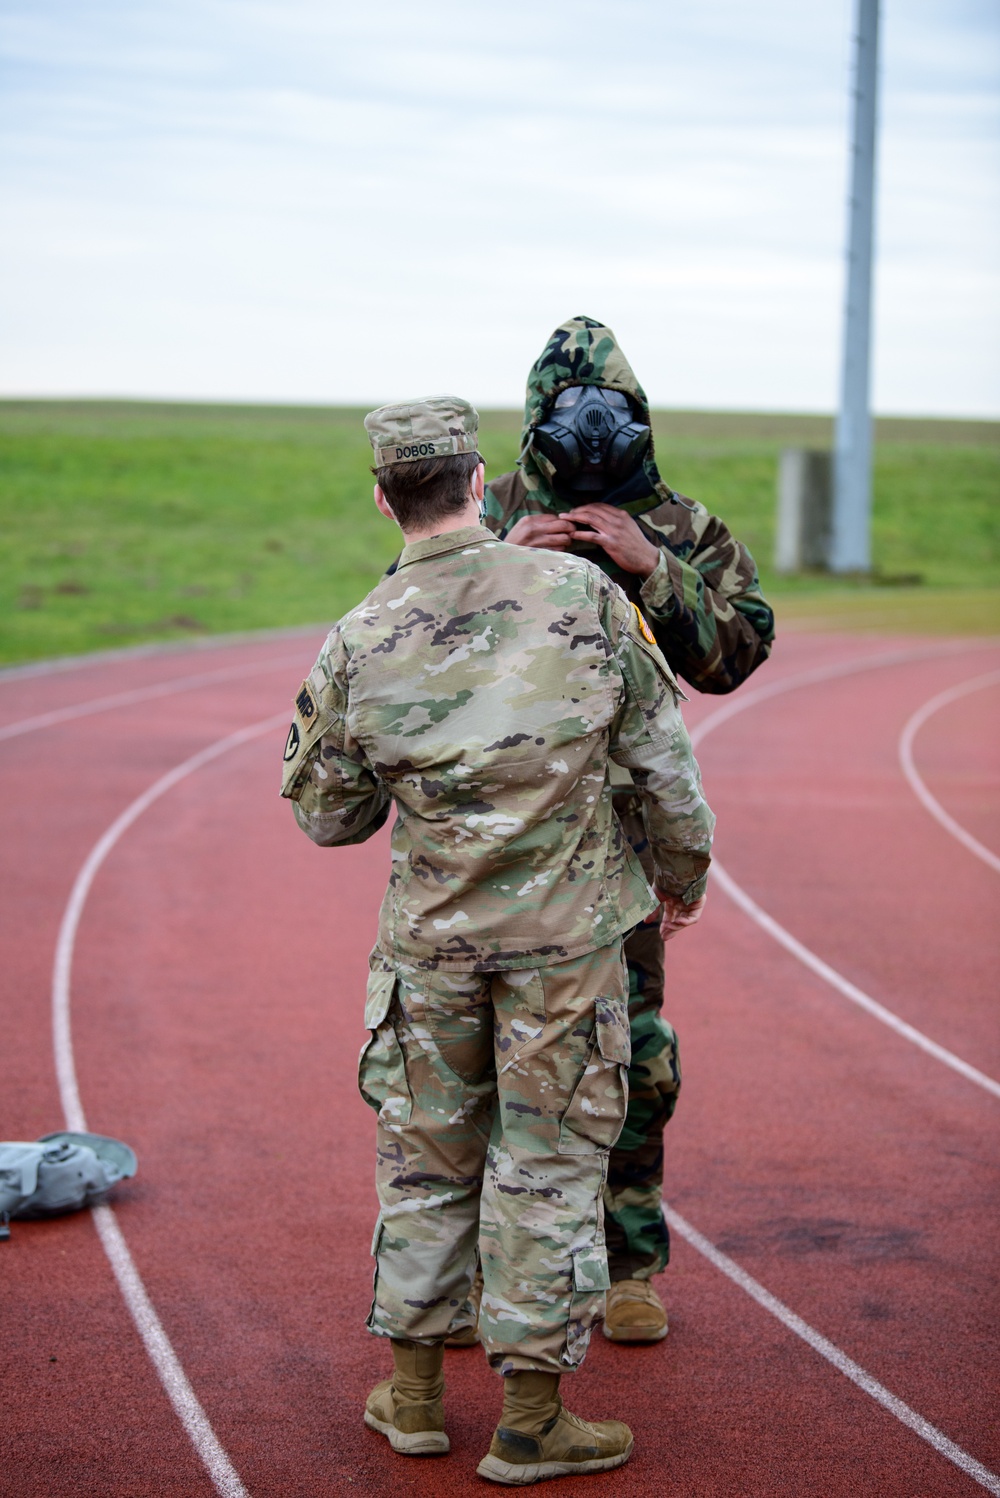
left=482, top=316, right=775, bottom=695
left=281, top=526, right=714, bottom=971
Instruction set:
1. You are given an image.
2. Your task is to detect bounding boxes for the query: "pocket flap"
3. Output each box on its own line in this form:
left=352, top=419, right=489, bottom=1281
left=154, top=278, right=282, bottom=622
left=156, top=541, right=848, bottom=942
left=572, top=1242, right=611, bottom=1293
left=593, top=994, right=631, bottom=1067
left=370, top=1214, right=384, bottom=1257
left=364, top=969, right=396, bottom=1030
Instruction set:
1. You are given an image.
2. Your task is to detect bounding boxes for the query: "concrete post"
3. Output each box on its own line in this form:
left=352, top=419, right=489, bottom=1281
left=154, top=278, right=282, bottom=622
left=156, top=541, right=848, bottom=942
left=776, top=449, right=833, bottom=572
left=831, top=0, right=880, bottom=573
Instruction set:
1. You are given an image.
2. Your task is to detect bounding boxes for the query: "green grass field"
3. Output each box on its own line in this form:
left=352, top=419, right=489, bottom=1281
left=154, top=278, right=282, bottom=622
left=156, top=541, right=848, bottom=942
left=1, top=400, right=997, bottom=666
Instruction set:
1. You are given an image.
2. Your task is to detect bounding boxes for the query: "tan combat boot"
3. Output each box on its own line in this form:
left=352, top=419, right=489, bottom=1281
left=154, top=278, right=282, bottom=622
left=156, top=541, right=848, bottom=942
left=364, top=1338, right=449, bottom=1455
left=444, top=1267, right=484, bottom=1348
left=602, top=1277, right=668, bottom=1343
left=477, top=1370, right=633, bottom=1485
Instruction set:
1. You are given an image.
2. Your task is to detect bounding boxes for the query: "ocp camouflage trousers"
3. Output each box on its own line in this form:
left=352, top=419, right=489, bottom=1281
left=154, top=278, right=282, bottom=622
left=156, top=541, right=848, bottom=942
left=359, top=941, right=630, bottom=1376
left=604, top=799, right=682, bottom=1282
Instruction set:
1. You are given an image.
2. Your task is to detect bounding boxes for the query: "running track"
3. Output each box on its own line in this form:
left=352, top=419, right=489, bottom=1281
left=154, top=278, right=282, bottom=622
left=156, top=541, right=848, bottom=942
left=2, top=627, right=998, bottom=1497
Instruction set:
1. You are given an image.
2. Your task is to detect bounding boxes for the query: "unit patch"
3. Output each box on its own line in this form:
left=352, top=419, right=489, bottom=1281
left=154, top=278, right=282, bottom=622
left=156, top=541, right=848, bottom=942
left=296, top=682, right=318, bottom=721
left=283, top=721, right=301, bottom=761
left=280, top=673, right=331, bottom=799
left=632, top=603, right=656, bottom=646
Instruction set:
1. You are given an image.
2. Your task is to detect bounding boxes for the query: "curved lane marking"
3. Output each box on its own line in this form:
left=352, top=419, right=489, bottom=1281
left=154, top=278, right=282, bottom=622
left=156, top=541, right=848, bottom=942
left=0, top=623, right=325, bottom=686
left=665, top=1208, right=1000, bottom=1495
left=690, top=643, right=1000, bottom=1099
left=898, top=670, right=1000, bottom=875
left=46, top=655, right=1000, bottom=1493
left=707, top=860, right=1000, bottom=1098
left=0, top=654, right=305, bottom=743
left=53, top=713, right=287, bottom=1498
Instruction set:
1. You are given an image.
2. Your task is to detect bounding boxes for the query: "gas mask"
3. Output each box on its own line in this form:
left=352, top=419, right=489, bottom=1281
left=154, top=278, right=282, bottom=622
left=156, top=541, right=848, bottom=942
left=531, top=385, right=651, bottom=501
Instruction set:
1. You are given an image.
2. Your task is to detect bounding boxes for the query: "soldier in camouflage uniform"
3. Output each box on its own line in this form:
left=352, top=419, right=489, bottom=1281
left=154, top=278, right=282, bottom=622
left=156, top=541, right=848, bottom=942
left=281, top=395, right=715, bottom=1485
left=482, top=316, right=774, bottom=1342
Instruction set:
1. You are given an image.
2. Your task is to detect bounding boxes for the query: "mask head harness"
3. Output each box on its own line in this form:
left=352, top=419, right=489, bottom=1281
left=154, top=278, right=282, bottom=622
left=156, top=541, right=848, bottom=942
left=531, top=385, right=651, bottom=500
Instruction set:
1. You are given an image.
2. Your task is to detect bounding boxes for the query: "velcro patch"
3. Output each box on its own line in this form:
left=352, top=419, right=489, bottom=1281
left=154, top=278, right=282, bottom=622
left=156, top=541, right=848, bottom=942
left=295, top=681, right=318, bottom=722
left=632, top=603, right=656, bottom=646
left=624, top=600, right=687, bottom=702
left=283, top=721, right=301, bottom=762
left=280, top=675, right=330, bottom=799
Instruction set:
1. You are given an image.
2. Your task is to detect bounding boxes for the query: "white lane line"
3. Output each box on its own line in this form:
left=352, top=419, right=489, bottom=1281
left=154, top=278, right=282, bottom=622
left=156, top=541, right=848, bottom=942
left=0, top=622, right=326, bottom=685
left=688, top=639, right=974, bottom=750
left=53, top=712, right=287, bottom=1498
left=0, top=653, right=306, bottom=743
left=898, top=670, right=1000, bottom=875
left=91, top=1204, right=249, bottom=1498
left=665, top=1207, right=1000, bottom=1496
left=690, top=643, right=1000, bottom=1099
left=709, top=859, right=1000, bottom=1098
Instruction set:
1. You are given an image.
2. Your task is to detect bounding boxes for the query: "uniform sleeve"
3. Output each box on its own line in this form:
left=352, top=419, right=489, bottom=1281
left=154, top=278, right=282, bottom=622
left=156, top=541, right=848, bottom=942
left=637, top=503, right=775, bottom=696
left=279, top=626, right=391, bottom=848
left=604, top=587, right=716, bottom=904
left=488, top=471, right=773, bottom=694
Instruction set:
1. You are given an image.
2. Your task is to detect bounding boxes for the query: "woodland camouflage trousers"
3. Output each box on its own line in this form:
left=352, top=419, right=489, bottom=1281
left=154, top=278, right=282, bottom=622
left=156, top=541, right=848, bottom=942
left=605, top=798, right=682, bottom=1282
left=359, top=940, right=630, bottom=1375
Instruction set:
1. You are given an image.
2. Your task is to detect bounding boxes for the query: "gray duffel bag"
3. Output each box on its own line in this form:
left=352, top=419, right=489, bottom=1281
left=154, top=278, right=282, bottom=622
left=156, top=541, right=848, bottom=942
left=0, top=1132, right=137, bottom=1237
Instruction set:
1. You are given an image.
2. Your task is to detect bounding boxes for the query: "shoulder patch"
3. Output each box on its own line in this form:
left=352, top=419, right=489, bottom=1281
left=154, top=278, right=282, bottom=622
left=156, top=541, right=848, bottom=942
left=632, top=603, right=656, bottom=646
left=622, top=601, right=687, bottom=703
left=280, top=675, right=332, bottom=799
left=283, top=720, right=302, bottom=763
left=295, top=681, right=319, bottom=723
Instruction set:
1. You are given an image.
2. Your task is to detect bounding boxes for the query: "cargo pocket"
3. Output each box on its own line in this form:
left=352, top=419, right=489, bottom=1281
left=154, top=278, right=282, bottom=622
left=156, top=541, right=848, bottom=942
left=571, top=1238, right=611, bottom=1295
left=358, top=968, right=412, bottom=1128
left=366, top=1215, right=385, bottom=1333
left=563, top=1217, right=612, bottom=1368
left=557, top=993, right=631, bottom=1156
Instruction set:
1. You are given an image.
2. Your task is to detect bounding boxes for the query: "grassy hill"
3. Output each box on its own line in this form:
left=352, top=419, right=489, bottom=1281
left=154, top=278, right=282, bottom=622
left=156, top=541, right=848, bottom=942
left=1, top=400, right=997, bottom=666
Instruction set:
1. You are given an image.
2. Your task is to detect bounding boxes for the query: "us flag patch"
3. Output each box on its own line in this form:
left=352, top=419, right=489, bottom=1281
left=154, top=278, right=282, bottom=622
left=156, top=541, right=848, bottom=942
left=632, top=603, right=656, bottom=646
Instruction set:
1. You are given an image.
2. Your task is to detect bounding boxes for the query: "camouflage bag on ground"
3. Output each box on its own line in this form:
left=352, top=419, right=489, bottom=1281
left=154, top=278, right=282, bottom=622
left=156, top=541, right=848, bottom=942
left=0, top=1132, right=137, bottom=1239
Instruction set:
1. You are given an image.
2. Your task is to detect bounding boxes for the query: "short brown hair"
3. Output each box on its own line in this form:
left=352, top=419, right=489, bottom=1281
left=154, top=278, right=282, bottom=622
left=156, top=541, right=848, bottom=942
left=374, top=450, right=483, bottom=532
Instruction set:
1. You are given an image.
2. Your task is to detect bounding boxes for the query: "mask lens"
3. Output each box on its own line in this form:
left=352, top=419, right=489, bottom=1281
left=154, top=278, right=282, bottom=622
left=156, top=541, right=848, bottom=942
left=553, top=386, right=582, bottom=410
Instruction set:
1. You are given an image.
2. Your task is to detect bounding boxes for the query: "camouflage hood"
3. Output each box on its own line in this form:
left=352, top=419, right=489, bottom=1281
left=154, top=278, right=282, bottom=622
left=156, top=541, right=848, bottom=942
left=518, top=315, right=672, bottom=517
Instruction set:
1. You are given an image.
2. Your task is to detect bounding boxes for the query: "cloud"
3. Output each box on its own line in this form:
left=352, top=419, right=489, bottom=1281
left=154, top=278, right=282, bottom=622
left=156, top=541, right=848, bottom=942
left=1, top=0, right=997, bottom=413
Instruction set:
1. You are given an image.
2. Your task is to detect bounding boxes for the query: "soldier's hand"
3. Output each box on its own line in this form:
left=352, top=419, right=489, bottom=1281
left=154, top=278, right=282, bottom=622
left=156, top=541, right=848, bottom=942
left=568, top=504, right=661, bottom=579
left=504, top=514, right=579, bottom=550
left=652, top=892, right=707, bottom=942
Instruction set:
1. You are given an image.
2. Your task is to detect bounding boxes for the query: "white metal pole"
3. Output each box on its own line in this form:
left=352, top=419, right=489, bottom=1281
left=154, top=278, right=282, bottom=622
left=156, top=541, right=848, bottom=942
left=831, top=0, right=880, bottom=573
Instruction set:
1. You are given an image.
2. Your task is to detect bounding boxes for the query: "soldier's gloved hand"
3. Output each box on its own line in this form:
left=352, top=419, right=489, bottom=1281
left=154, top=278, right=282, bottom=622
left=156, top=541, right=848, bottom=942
left=648, top=892, right=707, bottom=942
left=566, top=504, right=661, bottom=579
left=504, top=514, right=579, bottom=550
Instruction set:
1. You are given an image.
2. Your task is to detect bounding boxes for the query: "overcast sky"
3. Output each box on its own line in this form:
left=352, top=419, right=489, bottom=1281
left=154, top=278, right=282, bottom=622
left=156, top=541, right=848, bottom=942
left=1, top=0, right=997, bottom=414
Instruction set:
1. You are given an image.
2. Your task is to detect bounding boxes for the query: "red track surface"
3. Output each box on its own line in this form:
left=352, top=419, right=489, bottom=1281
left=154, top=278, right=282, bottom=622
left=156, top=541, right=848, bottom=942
left=2, top=629, right=998, bottom=1497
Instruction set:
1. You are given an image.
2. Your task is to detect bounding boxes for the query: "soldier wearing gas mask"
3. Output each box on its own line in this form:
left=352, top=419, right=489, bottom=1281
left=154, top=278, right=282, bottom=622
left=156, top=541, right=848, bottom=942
left=481, top=315, right=775, bottom=1345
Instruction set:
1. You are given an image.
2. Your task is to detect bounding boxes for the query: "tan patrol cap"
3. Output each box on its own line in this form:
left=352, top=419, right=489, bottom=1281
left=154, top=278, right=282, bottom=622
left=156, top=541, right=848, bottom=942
left=364, top=394, right=479, bottom=468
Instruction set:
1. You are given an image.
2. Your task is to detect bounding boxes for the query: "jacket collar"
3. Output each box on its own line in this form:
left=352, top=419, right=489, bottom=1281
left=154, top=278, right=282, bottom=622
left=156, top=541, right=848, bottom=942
left=396, top=525, right=497, bottom=571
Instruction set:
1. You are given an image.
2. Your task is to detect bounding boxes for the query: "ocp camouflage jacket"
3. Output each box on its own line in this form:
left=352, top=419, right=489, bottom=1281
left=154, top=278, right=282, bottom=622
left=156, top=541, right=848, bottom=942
left=281, top=526, right=714, bottom=971
left=483, top=315, right=775, bottom=695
